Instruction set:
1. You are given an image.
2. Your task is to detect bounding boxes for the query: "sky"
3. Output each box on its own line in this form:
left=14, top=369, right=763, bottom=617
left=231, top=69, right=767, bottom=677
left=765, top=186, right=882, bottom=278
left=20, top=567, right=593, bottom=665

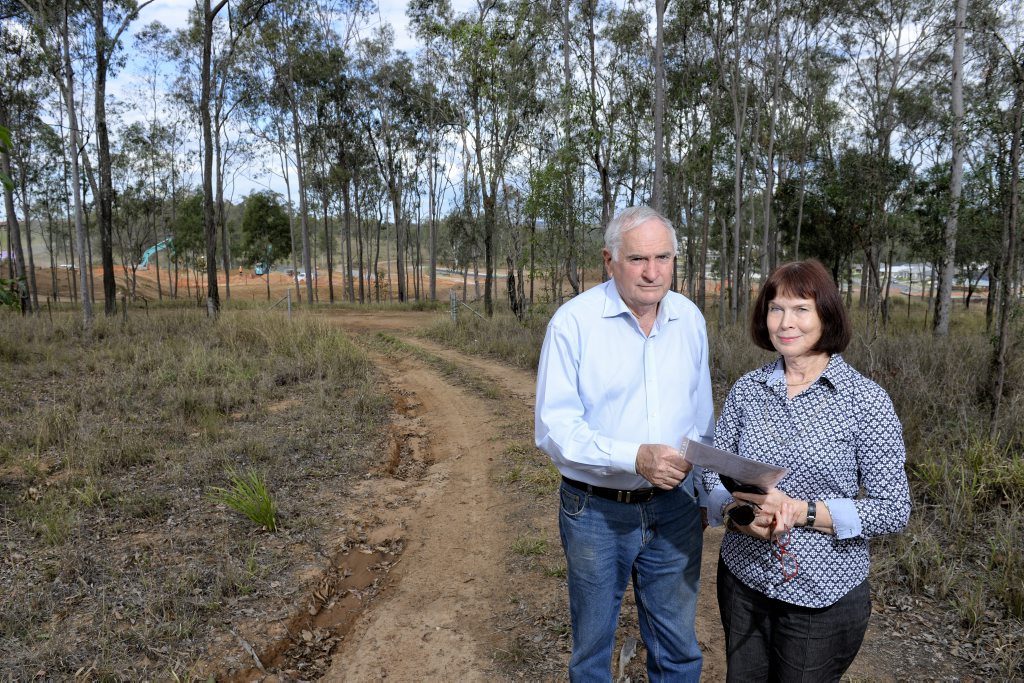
left=130, top=0, right=469, bottom=52
left=107, top=0, right=475, bottom=201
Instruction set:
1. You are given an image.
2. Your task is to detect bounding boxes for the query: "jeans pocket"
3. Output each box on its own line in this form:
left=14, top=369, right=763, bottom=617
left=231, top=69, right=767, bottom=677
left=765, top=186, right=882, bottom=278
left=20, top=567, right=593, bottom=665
left=559, top=485, right=586, bottom=518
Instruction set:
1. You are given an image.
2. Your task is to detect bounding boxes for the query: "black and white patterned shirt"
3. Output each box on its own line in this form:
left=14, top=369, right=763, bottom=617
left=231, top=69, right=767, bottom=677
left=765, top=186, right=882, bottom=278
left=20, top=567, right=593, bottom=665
left=702, top=354, right=911, bottom=608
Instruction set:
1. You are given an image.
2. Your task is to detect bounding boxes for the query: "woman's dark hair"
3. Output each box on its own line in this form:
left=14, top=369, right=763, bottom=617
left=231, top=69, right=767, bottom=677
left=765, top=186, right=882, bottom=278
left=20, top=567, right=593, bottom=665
left=750, top=259, right=851, bottom=354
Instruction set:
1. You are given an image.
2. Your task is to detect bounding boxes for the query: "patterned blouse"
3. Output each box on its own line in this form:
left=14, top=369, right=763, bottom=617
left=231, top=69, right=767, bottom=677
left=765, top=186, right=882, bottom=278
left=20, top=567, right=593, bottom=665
left=702, top=354, right=911, bottom=608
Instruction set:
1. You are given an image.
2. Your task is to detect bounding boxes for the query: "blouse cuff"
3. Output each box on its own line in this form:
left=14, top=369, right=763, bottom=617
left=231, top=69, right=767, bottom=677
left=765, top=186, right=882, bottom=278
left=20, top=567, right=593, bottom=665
left=825, top=498, right=861, bottom=539
left=705, top=486, right=733, bottom=527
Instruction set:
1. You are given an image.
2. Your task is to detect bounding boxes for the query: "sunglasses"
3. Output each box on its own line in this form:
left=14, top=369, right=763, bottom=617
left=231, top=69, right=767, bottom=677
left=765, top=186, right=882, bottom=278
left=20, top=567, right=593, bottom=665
left=770, top=518, right=799, bottom=581
left=721, top=474, right=765, bottom=528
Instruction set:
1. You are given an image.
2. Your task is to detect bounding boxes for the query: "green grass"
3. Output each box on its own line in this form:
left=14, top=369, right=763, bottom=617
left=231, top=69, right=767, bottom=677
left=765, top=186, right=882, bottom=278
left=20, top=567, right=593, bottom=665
left=511, top=536, right=548, bottom=557
left=208, top=466, right=279, bottom=531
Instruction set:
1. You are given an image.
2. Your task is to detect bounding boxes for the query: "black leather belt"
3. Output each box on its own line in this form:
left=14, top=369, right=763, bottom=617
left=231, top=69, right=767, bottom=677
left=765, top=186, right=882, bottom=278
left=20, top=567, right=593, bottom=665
left=561, top=476, right=661, bottom=504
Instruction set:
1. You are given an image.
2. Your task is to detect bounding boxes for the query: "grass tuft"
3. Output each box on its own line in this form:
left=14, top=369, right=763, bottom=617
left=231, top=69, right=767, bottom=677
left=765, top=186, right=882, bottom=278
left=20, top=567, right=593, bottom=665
left=511, top=536, right=548, bottom=556
left=208, top=466, right=279, bottom=531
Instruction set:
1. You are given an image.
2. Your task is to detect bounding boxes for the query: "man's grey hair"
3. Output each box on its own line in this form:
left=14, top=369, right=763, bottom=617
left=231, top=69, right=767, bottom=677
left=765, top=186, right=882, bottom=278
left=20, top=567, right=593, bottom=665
left=604, top=206, right=678, bottom=261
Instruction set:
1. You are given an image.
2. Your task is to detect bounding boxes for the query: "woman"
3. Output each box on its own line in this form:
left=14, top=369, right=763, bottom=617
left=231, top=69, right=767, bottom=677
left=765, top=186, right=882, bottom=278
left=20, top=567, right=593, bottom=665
left=703, top=260, right=911, bottom=682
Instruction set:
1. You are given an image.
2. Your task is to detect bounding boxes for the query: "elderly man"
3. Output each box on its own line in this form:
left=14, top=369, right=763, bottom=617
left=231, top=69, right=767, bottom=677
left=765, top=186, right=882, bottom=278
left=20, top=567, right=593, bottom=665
left=535, top=205, right=714, bottom=682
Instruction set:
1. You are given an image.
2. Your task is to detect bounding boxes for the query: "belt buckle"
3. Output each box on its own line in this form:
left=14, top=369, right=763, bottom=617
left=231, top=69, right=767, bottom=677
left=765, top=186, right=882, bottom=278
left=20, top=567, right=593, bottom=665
left=618, top=490, right=630, bottom=503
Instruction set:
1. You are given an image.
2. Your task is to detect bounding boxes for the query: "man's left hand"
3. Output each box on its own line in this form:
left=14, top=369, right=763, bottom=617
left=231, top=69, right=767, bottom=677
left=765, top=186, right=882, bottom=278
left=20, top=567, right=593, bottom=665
left=635, top=444, right=692, bottom=490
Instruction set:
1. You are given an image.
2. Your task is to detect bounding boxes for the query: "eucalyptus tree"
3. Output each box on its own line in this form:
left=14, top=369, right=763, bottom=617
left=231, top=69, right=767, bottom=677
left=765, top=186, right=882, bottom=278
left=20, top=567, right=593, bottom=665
left=456, top=0, right=551, bottom=316
left=708, top=0, right=757, bottom=323
left=300, top=45, right=346, bottom=304
left=605, top=4, right=655, bottom=208
left=836, top=0, right=944, bottom=317
left=183, top=0, right=269, bottom=314
left=170, top=191, right=206, bottom=301
left=133, top=21, right=190, bottom=298
left=414, top=56, right=459, bottom=302
left=663, top=0, right=714, bottom=298
left=262, top=0, right=322, bottom=304
left=747, top=0, right=813, bottom=281
left=115, top=120, right=178, bottom=298
left=0, top=21, right=47, bottom=311
left=774, top=19, right=844, bottom=264
left=356, top=27, right=424, bottom=303
left=11, top=0, right=93, bottom=319
left=30, top=123, right=70, bottom=296
left=933, top=0, right=967, bottom=336
left=86, top=0, right=158, bottom=314
left=981, top=16, right=1023, bottom=433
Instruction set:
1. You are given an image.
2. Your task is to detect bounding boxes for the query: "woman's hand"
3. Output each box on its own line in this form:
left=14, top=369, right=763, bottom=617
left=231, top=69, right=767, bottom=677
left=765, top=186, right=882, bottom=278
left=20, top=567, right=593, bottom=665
left=731, top=488, right=803, bottom=540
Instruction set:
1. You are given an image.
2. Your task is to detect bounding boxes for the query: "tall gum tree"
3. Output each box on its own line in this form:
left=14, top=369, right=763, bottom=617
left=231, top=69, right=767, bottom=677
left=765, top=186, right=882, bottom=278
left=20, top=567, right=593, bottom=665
left=934, top=0, right=966, bottom=335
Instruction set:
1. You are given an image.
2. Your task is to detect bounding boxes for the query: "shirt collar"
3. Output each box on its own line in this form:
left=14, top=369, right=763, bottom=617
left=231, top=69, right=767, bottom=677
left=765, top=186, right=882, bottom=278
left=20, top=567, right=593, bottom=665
left=601, top=279, right=679, bottom=327
left=761, top=353, right=850, bottom=393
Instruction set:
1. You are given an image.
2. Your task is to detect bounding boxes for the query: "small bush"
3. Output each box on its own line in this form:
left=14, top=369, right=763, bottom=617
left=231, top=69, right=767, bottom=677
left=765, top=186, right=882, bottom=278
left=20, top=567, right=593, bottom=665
left=208, top=466, right=278, bottom=531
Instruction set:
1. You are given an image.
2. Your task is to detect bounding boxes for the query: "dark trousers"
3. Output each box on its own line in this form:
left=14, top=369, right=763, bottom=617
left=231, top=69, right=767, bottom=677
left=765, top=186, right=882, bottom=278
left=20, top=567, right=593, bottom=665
left=717, top=557, right=870, bottom=683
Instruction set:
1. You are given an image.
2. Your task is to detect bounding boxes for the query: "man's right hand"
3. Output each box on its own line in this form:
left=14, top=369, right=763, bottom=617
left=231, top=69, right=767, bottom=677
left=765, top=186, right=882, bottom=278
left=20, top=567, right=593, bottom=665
left=635, top=444, right=692, bottom=490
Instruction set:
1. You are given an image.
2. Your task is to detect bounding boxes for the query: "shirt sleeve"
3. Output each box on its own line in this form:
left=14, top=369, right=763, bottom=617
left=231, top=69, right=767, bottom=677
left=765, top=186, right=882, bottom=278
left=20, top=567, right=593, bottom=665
left=841, top=387, right=911, bottom=539
left=692, top=326, right=717, bottom=448
left=702, top=384, right=741, bottom=526
left=534, top=319, right=641, bottom=476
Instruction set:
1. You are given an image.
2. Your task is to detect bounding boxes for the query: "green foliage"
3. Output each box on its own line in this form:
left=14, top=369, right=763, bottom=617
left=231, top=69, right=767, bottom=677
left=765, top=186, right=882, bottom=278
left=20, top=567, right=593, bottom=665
left=0, top=276, right=25, bottom=309
left=0, top=125, right=12, bottom=191
left=208, top=465, right=278, bottom=532
left=240, top=191, right=291, bottom=270
left=170, top=192, right=205, bottom=261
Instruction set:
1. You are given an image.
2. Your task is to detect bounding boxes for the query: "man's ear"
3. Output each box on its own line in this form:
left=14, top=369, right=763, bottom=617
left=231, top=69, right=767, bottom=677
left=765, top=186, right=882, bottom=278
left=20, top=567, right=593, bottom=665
left=602, top=248, right=612, bottom=275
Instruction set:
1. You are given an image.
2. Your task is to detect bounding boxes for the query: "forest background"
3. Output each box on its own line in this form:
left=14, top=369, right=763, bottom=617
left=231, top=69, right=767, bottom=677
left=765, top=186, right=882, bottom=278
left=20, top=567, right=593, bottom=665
left=1, top=0, right=1024, bottom=678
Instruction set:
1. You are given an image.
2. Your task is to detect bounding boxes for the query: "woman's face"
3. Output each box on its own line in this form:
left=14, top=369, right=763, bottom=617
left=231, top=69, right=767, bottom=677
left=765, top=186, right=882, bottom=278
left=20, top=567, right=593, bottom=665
left=766, top=292, right=824, bottom=360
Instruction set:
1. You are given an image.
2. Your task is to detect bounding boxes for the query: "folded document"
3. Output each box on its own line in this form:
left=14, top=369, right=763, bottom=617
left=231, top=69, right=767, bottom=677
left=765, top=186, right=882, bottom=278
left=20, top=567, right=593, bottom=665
left=682, top=439, right=788, bottom=491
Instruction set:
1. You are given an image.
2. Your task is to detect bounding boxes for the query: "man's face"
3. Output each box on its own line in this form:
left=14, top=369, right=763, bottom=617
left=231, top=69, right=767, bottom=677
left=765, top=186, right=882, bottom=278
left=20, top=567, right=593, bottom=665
left=603, top=219, right=675, bottom=317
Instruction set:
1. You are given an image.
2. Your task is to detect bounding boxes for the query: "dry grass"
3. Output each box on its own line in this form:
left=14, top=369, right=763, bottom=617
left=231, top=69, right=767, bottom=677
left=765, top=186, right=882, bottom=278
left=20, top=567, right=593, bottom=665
left=0, top=306, right=390, bottom=678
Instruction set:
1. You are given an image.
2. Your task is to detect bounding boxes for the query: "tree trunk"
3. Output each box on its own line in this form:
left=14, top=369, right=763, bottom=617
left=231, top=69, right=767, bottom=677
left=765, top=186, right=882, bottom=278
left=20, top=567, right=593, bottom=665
left=652, top=0, right=667, bottom=211
left=990, top=75, right=1022, bottom=433
left=934, top=0, right=966, bottom=337
left=201, top=0, right=224, bottom=316
left=61, top=6, right=92, bottom=322
left=93, top=0, right=118, bottom=316
left=0, top=145, right=28, bottom=313
left=562, top=0, right=579, bottom=295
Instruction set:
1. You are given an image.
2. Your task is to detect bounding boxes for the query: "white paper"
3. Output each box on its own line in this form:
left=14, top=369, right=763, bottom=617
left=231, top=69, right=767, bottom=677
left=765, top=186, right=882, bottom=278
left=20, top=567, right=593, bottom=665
left=681, top=439, right=788, bottom=491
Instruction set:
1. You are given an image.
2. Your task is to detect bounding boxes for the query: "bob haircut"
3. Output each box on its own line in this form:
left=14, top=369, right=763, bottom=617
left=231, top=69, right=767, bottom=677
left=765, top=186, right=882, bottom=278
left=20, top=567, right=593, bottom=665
left=750, top=259, right=852, bottom=354
left=604, top=206, right=678, bottom=261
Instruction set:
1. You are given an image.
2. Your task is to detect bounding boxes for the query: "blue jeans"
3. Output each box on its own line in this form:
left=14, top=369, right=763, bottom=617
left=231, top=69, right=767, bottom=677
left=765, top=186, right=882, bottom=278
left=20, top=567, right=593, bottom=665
left=558, top=480, right=703, bottom=682
left=717, top=558, right=870, bottom=682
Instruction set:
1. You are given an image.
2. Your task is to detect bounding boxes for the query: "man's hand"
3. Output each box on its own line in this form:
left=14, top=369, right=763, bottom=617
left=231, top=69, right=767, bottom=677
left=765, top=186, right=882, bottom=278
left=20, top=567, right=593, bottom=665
left=635, top=444, right=692, bottom=490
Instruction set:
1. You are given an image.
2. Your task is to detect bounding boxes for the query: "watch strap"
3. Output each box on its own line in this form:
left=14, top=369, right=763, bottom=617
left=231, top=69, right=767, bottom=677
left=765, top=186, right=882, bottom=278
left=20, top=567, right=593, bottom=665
left=805, top=500, right=817, bottom=528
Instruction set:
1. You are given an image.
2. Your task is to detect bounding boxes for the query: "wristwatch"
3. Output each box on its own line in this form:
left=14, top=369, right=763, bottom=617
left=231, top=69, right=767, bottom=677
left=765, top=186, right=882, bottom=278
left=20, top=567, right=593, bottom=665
left=804, top=500, right=817, bottom=528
